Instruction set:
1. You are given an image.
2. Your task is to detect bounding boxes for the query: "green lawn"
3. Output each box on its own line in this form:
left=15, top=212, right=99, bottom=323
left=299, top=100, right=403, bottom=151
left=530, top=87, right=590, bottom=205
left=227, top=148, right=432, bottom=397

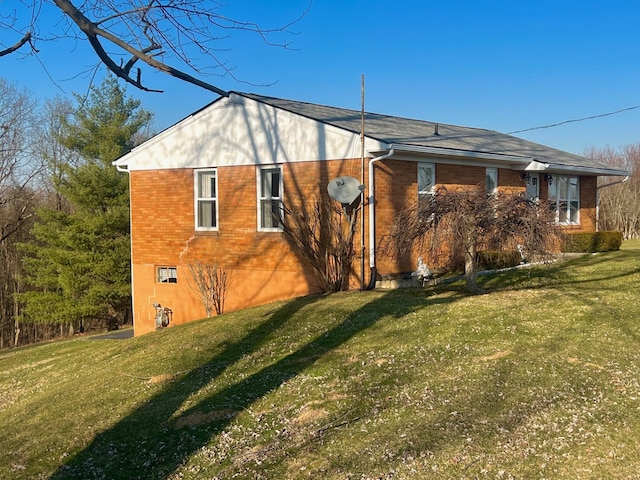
left=2, top=241, right=640, bottom=479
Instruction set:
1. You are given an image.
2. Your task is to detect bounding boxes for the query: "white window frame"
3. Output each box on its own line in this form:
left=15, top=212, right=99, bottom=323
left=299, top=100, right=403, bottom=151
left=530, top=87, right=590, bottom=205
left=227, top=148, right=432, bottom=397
left=257, top=165, right=284, bottom=232
left=548, top=175, right=580, bottom=225
left=195, top=169, right=218, bottom=231
left=486, top=167, right=498, bottom=194
left=157, top=266, right=177, bottom=284
left=418, top=162, right=436, bottom=201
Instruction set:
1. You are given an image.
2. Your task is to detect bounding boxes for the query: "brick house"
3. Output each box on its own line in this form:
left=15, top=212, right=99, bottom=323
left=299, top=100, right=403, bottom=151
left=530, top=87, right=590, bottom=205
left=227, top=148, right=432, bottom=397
left=114, top=92, right=628, bottom=335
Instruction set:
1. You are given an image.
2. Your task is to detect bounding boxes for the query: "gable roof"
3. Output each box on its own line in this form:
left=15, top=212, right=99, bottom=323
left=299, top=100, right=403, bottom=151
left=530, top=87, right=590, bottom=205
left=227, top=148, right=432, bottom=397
left=236, top=92, right=628, bottom=176
left=115, top=91, right=628, bottom=177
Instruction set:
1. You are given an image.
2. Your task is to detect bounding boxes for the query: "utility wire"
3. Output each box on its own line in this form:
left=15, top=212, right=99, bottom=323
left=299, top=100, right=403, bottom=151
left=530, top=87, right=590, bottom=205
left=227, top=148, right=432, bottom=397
left=507, top=104, right=640, bottom=135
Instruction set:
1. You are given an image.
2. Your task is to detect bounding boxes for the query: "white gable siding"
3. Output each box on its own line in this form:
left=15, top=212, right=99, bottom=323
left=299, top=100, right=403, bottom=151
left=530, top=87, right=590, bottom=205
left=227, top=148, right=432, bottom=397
left=116, top=93, right=387, bottom=171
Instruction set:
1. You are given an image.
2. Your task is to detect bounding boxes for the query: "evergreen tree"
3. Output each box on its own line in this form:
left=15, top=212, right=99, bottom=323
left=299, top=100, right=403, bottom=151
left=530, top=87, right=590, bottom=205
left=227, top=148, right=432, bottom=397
left=20, top=76, right=152, bottom=332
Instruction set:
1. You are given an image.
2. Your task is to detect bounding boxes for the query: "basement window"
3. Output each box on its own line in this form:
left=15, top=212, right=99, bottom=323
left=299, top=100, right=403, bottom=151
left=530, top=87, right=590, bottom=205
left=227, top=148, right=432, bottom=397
left=157, top=266, right=177, bottom=284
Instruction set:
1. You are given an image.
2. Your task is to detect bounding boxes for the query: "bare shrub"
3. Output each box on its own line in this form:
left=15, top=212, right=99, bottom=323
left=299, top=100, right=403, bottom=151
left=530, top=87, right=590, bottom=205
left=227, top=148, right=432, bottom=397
left=382, top=187, right=560, bottom=292
left=185, top=262, right=231, bottom=316
left=282, top=194, right=358, bottom=293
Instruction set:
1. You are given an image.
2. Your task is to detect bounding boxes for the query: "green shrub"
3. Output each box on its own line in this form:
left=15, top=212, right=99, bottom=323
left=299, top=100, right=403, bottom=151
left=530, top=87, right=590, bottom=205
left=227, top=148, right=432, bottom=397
left=561, top=231, right=623, bottom=253
left=477, top=250, right=523, bottom=270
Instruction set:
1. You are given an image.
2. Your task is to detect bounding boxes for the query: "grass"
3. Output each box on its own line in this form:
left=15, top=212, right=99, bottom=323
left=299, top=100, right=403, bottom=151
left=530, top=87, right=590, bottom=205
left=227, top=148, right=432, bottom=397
left=2, top=241, right=640, bottom=479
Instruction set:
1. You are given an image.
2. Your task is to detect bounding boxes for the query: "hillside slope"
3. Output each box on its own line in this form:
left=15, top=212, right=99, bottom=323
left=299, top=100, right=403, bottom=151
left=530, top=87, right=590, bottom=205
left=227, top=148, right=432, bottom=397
left=2, top=243, right=640, bottom=479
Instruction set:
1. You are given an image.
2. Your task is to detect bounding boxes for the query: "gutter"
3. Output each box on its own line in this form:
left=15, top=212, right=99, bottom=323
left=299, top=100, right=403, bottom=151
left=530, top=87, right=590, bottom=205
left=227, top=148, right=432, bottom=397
left=596, top=175, right=630, bottom=231
left=540, top=163, right=629, bottom=177
left=367, top=148, right=395, bottom=289
left=385, top=143, right=531, bottom=164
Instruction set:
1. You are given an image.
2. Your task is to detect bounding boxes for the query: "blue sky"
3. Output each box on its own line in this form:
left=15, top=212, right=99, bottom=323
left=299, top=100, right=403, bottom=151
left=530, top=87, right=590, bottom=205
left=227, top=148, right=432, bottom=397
left=3, top=0, right=640, bottom=155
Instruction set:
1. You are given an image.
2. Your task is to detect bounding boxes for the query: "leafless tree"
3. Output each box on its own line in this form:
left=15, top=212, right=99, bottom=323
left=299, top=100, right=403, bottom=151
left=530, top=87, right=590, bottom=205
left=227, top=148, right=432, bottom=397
left=0, top=79, right=43, bottom=246
left=185, top=261, right=231, bottom=316
left=0, top=79, right=45, bottom=348
left=282, top=194, right=358, bottom=293
left=382, top=187, right=560, bottom=293
left=1, top=1, right=309, bottom=94
left=585, top=144, right=640, bottom=238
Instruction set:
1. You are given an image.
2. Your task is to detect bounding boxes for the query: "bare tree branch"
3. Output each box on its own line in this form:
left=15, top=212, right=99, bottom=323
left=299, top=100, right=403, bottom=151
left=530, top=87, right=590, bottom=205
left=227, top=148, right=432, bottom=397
left=0, top=31, right=32, bottom=57
left=3, top=0, right=308, bottom=94
left=52, top=0, right=228, bottom=94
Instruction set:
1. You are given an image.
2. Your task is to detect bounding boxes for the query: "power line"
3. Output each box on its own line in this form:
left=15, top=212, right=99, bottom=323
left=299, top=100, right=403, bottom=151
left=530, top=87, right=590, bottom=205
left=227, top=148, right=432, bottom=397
left=507, top=104, right=640, bottom=135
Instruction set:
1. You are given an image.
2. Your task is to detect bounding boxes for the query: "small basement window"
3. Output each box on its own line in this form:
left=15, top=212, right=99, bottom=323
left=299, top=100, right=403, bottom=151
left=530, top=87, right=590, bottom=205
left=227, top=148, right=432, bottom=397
left=157, top=266, right=177, bottom=283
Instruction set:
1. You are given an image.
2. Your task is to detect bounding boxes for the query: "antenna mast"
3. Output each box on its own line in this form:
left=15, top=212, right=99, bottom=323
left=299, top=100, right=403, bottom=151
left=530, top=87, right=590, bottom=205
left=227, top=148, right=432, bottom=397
left=360, top=74, right=366, bottom=290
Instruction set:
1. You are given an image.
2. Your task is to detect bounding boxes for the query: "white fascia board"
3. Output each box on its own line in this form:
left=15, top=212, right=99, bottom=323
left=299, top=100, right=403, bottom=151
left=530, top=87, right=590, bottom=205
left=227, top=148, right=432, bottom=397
left=114, top=93, right=387, bottom=171
left=385, top=143, right=533, bottom=165
left=375, top=144, right=532, bottom=169
left=513, top=160, right=628, bottom=176
left=370, top=146, right=630, bottom=177
left=538, top=163, right=629, bottom=177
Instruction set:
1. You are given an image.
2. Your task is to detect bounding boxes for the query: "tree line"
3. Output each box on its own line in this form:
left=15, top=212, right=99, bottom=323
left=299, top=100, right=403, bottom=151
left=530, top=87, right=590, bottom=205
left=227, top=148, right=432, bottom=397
left=0, top=75, right=152, bottom=348
left=584, top=145, right=640, bottom=238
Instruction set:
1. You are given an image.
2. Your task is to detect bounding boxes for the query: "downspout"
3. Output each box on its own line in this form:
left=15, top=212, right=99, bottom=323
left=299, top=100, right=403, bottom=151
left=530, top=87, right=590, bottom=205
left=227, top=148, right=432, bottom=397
left=366, top=148, right=395, bottom=289
left=114, top=162, right=136, bottom=333
left=596, top=175, right=629, bottom=231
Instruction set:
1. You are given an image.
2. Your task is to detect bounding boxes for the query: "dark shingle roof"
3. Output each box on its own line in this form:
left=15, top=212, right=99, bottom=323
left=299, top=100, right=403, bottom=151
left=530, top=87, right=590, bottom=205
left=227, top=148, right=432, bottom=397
left=237, top=92, right=625, bottom=174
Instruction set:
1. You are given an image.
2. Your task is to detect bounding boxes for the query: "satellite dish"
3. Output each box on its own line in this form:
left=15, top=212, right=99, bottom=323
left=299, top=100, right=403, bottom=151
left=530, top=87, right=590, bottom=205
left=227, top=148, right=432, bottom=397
left=327, top=176, right=365, bottom=205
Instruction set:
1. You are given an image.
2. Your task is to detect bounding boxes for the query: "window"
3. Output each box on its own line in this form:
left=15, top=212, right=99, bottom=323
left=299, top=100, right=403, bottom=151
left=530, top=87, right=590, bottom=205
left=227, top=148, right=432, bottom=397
left=157, top=266, right=177, bottom=283
left=548, top=175, right=579, bottom=224
left=486, top=167, right=498, bottom=194
left=418, top=162, right=436, bottom=207
left=258, top=165, right=283, bottom=230
left=195, top=169, right=218, bottom=230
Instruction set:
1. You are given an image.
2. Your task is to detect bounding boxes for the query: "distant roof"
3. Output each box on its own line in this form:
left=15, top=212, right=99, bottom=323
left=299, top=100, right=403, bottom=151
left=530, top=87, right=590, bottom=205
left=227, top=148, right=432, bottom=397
left=236, top=92, right=628, bottom=176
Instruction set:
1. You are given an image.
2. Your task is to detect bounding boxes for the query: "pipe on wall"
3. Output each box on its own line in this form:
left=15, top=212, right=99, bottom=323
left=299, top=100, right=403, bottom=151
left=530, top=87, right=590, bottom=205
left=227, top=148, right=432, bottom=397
left=366, top=148, right=395, bottom=289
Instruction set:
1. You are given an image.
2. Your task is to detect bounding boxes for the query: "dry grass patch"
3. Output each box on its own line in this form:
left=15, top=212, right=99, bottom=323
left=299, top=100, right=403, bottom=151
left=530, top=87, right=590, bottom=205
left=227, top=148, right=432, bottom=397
left=475, top=350, right=514, bottom=362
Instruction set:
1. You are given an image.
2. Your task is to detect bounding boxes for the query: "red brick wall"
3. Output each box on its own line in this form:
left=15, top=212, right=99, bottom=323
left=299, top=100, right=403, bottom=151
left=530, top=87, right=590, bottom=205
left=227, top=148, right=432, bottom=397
left=578, top=176, right=597, bottom=231
left=129, top=158, right=600, bottom=335
left=129, top=159, right=365, bottom=335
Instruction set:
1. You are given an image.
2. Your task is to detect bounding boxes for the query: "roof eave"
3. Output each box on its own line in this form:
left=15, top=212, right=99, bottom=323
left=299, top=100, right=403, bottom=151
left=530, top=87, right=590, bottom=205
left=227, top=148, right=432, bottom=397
left=372, top=145, right=629, bottom=177
left=380, top=143, right=532, bottom=164
left=541, top=163, right=629, bottom=177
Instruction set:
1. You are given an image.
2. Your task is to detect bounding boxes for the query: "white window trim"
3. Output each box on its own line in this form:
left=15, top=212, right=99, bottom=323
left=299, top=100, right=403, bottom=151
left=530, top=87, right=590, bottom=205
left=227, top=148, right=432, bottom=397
left=549, top=175, right=580, bottom=225
left=157, top=266, right=177, bottom=284
left=194, top=168, right=219, bottom=231
left=418, top=162, right=436, bottom=198
left=257, top=165, right=284, bottom=232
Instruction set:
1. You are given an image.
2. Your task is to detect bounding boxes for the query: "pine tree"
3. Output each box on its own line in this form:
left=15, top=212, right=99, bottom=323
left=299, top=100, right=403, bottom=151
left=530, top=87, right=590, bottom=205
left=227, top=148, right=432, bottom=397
left=20, top=76, right=152, bottom=332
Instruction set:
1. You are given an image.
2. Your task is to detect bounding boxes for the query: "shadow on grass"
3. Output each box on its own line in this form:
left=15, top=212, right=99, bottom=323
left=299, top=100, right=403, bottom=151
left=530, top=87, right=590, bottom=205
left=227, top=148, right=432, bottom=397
left=50, top=289, right=450, bottom=479
left=479, top=248, right=640, bottom=292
